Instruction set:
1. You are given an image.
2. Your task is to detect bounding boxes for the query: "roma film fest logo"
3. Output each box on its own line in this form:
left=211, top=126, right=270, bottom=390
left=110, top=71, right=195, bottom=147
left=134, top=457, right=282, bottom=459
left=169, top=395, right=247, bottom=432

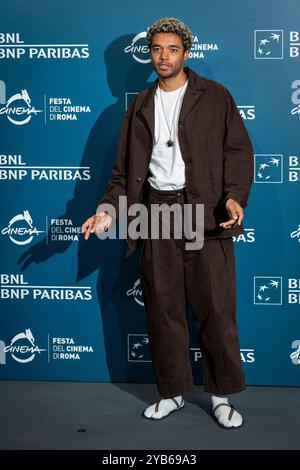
left=52, top=337, right=94, bottom=361
left=124, top=32, right=150, bottom=64
left=0, top=329, right=46, bottom=364
left=1, top=210, right=44, bottom=245
left=124, top=31, right=219, bottom=64
left=291, top=224, right=300, bottom=243
left=126, top=279, right=144, bottom=306
left=124, top=30, right=218, bottom=63
left=0, top=80, right=42, bottom=125
left=291, top=79, right=300, bottom=118
left=290, top=340, right=300, bottom=365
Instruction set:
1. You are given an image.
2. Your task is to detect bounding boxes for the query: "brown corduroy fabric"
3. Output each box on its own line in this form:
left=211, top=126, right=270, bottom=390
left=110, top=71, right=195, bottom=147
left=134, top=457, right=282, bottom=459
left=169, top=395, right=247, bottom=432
left=138, top=185, right=246, bottom=398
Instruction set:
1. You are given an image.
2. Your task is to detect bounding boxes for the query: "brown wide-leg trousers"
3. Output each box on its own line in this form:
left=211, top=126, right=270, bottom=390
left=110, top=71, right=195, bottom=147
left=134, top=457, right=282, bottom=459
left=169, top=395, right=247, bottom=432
left=138, top=185, right=246, bottom=398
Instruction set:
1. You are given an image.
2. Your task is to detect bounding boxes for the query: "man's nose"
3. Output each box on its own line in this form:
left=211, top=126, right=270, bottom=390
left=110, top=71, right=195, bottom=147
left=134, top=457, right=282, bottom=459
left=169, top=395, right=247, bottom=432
left=159, top=49, right=169, bottom=60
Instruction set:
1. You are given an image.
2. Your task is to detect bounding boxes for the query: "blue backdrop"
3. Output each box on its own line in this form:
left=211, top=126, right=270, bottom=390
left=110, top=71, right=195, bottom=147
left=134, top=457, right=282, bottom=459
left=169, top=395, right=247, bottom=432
left=1, top=0, right=300, bottom=387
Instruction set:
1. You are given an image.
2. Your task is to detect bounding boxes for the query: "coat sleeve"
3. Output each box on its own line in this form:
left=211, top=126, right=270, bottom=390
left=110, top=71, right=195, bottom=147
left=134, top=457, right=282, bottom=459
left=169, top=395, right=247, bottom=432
left=96, top=97, right=137, bottom=221
left=222, top=88, right=254, bottom=209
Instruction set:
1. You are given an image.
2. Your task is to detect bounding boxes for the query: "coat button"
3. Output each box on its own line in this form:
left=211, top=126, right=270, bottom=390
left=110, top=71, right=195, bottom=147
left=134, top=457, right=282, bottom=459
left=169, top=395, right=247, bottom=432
left=179, top=124, right=184, bottom=128
left=136, top=177, right=142, bottom=182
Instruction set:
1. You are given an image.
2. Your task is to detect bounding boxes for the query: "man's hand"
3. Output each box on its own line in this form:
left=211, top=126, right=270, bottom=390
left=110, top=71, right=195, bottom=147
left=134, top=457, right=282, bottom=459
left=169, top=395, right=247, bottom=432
left=81, top=212, right=113, bottom=240
left=219, top=198, right=243, bottom=229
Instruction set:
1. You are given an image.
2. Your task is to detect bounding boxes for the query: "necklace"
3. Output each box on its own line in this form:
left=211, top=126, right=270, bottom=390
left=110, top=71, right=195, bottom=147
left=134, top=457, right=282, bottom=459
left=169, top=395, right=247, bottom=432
left=158, top=81, right=187, bottom=147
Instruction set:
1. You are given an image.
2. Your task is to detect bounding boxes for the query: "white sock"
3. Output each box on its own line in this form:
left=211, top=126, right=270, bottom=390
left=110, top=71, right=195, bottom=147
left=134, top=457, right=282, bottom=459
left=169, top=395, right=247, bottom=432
left=143, top=395, right=183, bottom=419
left=211, top=395, right=243, bottom=428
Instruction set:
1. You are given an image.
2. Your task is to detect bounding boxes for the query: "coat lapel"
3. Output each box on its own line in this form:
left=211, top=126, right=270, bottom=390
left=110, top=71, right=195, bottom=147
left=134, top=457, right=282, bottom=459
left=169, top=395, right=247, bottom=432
left=178, top=66, right=208, bottom=122
left=136, top=85, right=156, bottom=143
left=178, top=86, right=206, bottom=124
left=138, top=66, right=207, bottom=142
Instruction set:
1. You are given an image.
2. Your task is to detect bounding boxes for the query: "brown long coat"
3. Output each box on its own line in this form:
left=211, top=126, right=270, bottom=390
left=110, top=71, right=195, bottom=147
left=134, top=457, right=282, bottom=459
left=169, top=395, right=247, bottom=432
left=97, top=66, right=254, bottom=257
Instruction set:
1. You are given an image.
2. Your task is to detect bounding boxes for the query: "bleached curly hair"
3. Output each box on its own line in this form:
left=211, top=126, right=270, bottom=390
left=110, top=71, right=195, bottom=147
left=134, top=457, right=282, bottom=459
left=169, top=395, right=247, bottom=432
left=146, top=17, right=193, bottom=52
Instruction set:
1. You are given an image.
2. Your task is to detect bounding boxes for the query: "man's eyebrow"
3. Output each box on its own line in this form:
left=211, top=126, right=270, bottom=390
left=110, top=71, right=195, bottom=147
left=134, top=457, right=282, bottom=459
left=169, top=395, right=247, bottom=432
left=151, top=44, right=180, bottom=48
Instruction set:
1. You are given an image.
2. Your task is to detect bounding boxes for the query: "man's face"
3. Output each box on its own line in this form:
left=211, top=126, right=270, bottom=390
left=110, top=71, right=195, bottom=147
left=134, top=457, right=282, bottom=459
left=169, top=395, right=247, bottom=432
left=150, top=32, right=189, bottom=79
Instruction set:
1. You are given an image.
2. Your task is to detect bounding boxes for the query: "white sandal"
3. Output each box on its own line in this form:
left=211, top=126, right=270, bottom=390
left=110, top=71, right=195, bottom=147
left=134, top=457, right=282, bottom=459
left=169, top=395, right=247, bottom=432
left=143, top=397, right=185, bottom=420
left=212, top=402, right=245, bottom=430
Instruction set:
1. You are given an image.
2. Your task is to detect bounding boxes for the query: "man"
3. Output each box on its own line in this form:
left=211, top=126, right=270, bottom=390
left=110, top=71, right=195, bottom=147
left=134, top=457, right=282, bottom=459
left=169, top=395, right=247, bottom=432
left=82, top=17, right=254, bottom=429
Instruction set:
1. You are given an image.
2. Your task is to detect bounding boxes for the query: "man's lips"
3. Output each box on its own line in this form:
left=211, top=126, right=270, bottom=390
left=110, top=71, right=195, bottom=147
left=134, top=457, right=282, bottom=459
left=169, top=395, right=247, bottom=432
left=158, top=64, right=171, bottom=67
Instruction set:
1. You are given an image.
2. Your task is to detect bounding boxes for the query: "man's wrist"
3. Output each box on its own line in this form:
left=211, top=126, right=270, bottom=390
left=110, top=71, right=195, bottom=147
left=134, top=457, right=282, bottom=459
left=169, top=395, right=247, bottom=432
left=223, top=193, right=243, bottom=207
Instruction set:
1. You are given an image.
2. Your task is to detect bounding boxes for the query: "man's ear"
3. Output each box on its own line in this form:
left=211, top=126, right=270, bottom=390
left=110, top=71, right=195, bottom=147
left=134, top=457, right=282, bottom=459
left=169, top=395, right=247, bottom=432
left=183, top=49, right=190, bottom=61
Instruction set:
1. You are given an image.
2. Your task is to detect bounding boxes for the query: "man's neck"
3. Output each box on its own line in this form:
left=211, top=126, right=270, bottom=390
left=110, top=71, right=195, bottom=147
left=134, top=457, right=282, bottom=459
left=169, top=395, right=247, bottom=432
left=158, top=70, right=187, bottom=92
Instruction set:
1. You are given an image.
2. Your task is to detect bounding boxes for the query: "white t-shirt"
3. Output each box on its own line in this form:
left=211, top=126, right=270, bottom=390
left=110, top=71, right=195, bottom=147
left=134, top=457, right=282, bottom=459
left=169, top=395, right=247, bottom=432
left=147, top=79, right=188, bottom=190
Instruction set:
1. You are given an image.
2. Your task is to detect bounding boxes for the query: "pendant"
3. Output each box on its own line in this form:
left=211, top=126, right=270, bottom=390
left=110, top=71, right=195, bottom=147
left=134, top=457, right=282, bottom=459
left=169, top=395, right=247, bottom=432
left=167, top=139, right=173, bottom=147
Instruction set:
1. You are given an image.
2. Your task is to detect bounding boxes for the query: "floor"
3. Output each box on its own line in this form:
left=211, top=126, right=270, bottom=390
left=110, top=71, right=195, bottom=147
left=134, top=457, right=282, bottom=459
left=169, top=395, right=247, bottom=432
left=0, top=381, right=298, bottom=450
